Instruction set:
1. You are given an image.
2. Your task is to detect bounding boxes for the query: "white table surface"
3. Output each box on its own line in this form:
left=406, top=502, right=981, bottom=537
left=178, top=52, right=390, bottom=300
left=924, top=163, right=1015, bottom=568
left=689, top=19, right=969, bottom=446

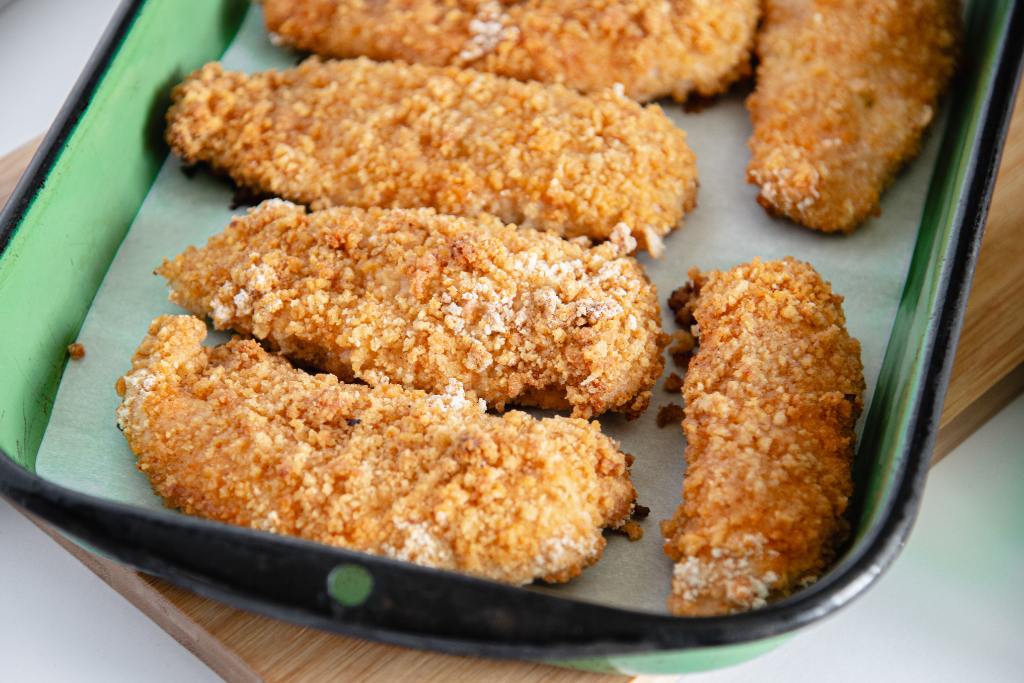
left=1, top=1, right=1022, bottom=681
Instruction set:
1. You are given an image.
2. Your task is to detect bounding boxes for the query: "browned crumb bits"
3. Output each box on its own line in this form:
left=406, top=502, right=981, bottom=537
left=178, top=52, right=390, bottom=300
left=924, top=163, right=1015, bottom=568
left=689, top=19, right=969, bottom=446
left=669, top=330, right=697, bottom=368
left=67, top=342, right=85, bottom=360
left=656, top=403, right=685, bottom=428
left=664, top=372, right=685, bottom=393
left=668, top=282, right=700, bottom=327
left=620, top=521, right=644, bottom=541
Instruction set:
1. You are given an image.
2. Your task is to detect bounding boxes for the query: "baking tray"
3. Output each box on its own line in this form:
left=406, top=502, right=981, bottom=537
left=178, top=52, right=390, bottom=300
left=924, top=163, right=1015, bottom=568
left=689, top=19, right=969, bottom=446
left=0, top=0, right=1021, bottom=675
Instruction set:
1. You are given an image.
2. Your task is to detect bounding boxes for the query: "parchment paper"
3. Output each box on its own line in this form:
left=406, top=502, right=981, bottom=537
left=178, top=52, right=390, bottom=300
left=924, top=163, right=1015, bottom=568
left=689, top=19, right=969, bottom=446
left=36, top=7, right=946, bottom=614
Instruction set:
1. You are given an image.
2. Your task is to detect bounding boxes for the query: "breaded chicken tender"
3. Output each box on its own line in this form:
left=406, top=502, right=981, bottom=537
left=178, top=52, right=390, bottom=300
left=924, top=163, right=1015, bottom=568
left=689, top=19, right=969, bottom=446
left=165, top=58, right=698, bottom=254
left=661, top=258, right=864, bottom=615
left=158, top=201, right=666, bottom=418
left=116, top=315, right=637, bottom=585
left=263, top=0, right=760, bottom=103
left=747, top=0, right=959, bottom=232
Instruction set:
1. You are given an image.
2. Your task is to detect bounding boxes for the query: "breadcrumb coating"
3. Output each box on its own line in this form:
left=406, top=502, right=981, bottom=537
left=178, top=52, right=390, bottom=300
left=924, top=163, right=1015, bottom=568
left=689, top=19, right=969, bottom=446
left=661, top=258, right=864, bottom=615
left=158, top=200, right=666, bottom=418
left=747, top=0, right=959, bottom=232
left=262, top=0, right=760, bottom=103
left=116, top=315, right=637, bottom=585
left=165, top=58, right=698, bottom=254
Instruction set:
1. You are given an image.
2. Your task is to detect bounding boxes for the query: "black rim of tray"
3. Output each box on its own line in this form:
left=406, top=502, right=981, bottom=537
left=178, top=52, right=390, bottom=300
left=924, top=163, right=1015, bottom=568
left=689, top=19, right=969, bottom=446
left=1, top=0, right=1022, bottom=661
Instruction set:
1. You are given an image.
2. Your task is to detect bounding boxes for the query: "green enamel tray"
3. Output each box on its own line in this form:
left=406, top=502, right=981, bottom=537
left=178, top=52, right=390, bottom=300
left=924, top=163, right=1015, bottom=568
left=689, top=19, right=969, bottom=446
left=0, top=0, right=1021, bottom=675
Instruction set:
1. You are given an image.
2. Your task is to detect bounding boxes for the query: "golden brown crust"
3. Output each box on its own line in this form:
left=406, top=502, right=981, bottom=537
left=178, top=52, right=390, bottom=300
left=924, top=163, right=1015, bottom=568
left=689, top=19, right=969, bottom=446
left=661, top=258, right=864, bottom=615
left=165, top=58, right=698, bottom=253
left=158, top=201, right=666, bottom=418
left=117, top=315, right=637, bottom=585
left=262, top=0, right=760, bottom=103
left=746, top=0, right=959, bottom=232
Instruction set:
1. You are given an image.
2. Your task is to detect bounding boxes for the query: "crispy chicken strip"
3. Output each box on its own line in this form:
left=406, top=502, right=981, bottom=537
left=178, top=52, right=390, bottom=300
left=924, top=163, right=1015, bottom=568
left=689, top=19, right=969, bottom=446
left=747, top=0, right=959, bottom=232
left=158, top=200, right=666, bottom=418
left=661, top=258, right=864, bottom=615
left=116, top=315, right=637, bottom=585
left=262, top=0, right=760, bottom=103
left=165, top=58, right=698, bottom=255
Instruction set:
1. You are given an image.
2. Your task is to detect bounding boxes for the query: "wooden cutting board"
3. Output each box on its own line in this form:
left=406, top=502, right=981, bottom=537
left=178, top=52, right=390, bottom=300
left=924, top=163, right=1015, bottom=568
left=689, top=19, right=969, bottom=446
left=2, top=83, right=1022, bottom=681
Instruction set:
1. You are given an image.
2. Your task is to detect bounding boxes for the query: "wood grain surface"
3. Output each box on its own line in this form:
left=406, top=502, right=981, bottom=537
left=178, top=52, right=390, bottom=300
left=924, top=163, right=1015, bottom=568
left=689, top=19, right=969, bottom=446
left=1, top=84, right=1021, bottom=681
left=933, top=83, right=1024, bottom=460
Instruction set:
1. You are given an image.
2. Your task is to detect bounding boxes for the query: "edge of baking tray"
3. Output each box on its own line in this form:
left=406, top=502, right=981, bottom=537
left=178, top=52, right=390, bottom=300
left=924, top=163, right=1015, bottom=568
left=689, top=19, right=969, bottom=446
left=0, top=0, right=144, bottom=256
left=1, top=0, right=1022, bottom=665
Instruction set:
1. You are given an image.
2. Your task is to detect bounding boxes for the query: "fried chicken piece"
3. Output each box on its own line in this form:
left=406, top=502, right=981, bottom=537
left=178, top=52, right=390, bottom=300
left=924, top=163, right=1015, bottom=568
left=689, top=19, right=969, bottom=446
left=661, top=258, right=864, bottom=615
left=262, top=0, right=760, bottom=103
left=158, top=200, right=666, bottom=418
left=747, top=0, right=959, bottom=232
left=116, top=315, right=637, bottom=585
left=165, top=58, right=697, bottom=255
